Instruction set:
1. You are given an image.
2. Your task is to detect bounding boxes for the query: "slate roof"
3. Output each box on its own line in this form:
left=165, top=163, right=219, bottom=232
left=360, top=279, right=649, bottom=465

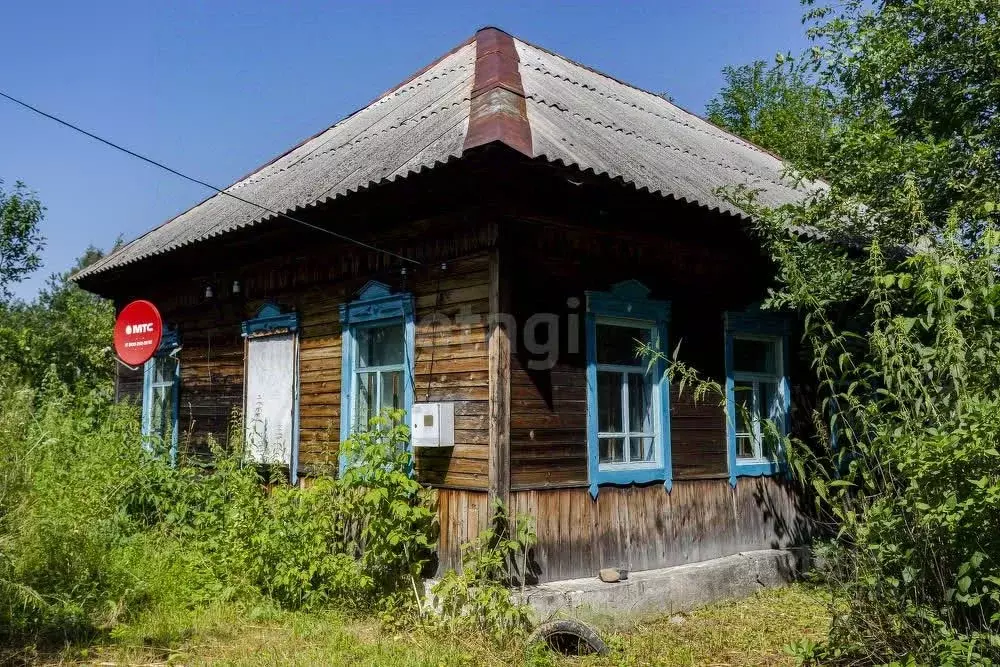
left=515, top=39, right=811, bottom=213
left=75, top=28, right=816, bottom=282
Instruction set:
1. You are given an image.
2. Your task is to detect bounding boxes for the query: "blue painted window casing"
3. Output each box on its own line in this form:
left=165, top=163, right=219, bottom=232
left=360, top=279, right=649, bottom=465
left=241, top=302, right=299, bottom=337
left=242, top=303, right=301, bottom=483
left=142, top=327, right=180, bottom=464
left=585, top=280, right=672, bottom=498
left=339, top=281, right=415, bottom=472
left=724, top=309, right=791, bottom=486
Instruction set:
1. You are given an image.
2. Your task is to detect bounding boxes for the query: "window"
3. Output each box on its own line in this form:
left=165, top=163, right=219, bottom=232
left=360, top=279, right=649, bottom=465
left=142, top=331, right=180, bottom=462
left=339, top=281, right=415, bottom=471
left=586, top=281, right=671, bottom=498
left=725, top=310, right=790, bottom=485
left=242, top=304, right=300, bottom=481
left=596, top=322, right=658, bottom=466
left=352, top=323, right=405, bottom=429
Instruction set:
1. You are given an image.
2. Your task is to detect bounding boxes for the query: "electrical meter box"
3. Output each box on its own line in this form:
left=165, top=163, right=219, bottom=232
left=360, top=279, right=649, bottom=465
left=411, top=402, right=455, bottom=448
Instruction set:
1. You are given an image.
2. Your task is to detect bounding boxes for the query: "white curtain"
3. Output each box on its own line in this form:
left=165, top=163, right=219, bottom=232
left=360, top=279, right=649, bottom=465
left=244, top=333, right=296, bottom=465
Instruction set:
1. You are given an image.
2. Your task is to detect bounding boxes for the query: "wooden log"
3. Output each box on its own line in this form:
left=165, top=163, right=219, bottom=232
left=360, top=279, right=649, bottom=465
left=487, top=244, right=511, bottom=509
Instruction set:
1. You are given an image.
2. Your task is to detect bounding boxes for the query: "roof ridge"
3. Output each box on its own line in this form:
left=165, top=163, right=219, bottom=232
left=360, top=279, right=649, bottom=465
left=462, top=27, right=531, bottom=155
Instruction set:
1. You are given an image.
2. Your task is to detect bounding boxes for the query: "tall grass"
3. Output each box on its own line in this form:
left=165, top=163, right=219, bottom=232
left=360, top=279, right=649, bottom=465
left=0, top=377, right=436, bottom=648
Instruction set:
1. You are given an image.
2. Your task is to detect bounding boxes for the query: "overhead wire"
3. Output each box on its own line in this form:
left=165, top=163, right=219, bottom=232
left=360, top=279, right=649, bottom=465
left=0, top=89, right=420, bottom=265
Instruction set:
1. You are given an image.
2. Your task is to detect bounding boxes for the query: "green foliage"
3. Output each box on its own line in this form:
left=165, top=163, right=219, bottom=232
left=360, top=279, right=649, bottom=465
left=431, top=501, right=536, bottom=646
left=0, top=394, right=437, bottom=644
left=777, top=233, right=1000, bottom=665
left=0, top=179, right=45, bottom=298
left=796, top=0, right=1000, bottom=242
left=706, top=59, right=834, bottom=169
left=339, top=411, right=438, bottom=605
left=709, top=1, right=1000, bottom=663
left=0, top=247, right=114, bottom=393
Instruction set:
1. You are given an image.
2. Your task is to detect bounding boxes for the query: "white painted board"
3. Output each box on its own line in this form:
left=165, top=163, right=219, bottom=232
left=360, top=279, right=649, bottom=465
left=244, top=333, right=296, bottom=465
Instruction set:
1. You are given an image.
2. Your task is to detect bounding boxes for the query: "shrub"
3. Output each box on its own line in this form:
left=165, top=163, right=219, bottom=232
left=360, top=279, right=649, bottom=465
left=769, top=230, right=1000, bottom=664
left=0, top=386, right=437, bottom=644
left=431, top=501, right=536, bottom=645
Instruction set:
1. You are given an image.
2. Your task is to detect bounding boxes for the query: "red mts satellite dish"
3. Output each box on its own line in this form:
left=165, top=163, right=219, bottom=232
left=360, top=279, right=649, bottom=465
left=114, top=300, right=163, bottom=366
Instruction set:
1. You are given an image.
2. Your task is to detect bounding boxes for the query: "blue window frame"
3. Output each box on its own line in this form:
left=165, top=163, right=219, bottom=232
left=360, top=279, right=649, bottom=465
left=724, top=308, right=791, bottom=486
left=339, top=281, right=415, bottom=471
left=242, top=303, right=300, bottom=482
left=142, top=328, right=180, bottom=463
left=585, top=280, right=672, bottom=499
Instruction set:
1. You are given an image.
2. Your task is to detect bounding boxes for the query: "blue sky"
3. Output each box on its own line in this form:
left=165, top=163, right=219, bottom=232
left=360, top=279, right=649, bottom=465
left=0, top=1, right=809, bottom=299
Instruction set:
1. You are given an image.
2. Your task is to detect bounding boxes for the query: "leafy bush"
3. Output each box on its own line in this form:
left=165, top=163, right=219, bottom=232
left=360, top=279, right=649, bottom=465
left=0, top=387, right=437, bottom=645
left=709, top=0, right=1000, bottom=661
left=776, top=234, right=1000, bottom=665
left=431, top=501, right=536, bottom=645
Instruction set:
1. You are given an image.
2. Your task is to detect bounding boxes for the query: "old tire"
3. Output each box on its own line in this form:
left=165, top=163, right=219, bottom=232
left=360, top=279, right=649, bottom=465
left=528, top=618, right=609, bottom=656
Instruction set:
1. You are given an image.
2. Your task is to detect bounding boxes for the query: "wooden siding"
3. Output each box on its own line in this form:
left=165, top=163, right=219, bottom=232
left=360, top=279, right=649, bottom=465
left=436, top=488, right=491, bottom=572
left=512, top=477, right=808, bottom=582
left=436, top=477, right=810, bottom=582
left=411, top=255, right=491, bottom=488
left=113, top=214, right=495, bottom=488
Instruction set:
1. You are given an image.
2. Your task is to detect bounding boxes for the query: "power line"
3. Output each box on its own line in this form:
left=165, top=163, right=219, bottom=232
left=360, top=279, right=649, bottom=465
left=0, top=89, right=420, bottom=265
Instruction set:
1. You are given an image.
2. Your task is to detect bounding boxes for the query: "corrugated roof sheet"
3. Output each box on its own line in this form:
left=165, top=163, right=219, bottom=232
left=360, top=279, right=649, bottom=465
left=77, top=28, right=817, bottom=282
left=514, top=38, right=814, bottom=215
left=76, top=41, right=477, bottom=280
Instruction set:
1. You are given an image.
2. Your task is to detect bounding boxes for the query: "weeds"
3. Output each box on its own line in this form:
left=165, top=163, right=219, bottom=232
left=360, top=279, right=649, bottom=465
left=431, top=502, right=537, bottom=645
left=0, top=388, right=436, bottom=646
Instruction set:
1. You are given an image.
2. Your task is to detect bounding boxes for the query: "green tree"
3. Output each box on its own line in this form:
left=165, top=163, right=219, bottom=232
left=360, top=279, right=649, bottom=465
left=706, top=59, right=834, bottom=170
left=0, top=248, right=114, bottom=392
left=0, top=180, right=45, bottom=298
left=797, top=0, right=1000, bottom=242
left=726, top=0, right=1000, bottom=663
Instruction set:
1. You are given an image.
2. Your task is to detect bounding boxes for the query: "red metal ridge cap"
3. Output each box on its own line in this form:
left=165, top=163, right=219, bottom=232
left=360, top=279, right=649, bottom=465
left=463, top=26, right=533, bottom=157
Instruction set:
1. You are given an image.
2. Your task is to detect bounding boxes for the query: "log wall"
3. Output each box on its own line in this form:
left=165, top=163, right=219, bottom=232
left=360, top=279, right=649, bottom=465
left=506, top=219, right=771, bottom=488
left=116, top=217, right=495, bottom=488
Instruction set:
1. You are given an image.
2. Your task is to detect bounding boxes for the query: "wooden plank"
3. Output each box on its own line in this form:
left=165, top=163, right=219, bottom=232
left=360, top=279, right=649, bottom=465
left=487, top=245, right=511, bottom=509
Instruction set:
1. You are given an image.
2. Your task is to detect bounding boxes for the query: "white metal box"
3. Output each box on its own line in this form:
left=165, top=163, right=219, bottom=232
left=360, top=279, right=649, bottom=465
left=411, top=402, right=455, bottom=448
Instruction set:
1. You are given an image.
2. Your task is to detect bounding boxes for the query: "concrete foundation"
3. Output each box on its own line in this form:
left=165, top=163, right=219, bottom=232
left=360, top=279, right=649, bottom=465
left=520, top=548, right=808, bottom=618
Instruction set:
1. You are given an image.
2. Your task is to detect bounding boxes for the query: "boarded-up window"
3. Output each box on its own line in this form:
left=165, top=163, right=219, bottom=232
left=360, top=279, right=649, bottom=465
left=244, top=332, right=297, bottom=466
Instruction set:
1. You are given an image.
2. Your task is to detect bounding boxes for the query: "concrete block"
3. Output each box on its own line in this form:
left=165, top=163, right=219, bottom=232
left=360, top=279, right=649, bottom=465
left=521, top=548, right=809, bottom=618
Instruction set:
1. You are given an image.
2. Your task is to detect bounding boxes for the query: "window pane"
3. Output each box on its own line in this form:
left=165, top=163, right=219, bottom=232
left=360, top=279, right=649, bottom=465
left=356, top=324, right=404, bottom=368
left=736, top=435, right=755, bottom=459
left=627, top=372, right=654, bottom=434
left=761, top=380, right=781, bottom=460
left=380, top=370, right=402, bottom=412
left=596, top=324, right=650, bottom=366
left=733, top=381, right=754, bottom=437
left=597, top=371, right=622, bottom=432
left=732, top=338, right=776, bottom=374
left=153, top=356, right=177, bottom=383
left=629, top=436, right=655, bottom=462
left=355, top=372, right=377, bottom=428
left=599, top=437, right=625, bottom=464
left=150, top=386, right=172, bottom=441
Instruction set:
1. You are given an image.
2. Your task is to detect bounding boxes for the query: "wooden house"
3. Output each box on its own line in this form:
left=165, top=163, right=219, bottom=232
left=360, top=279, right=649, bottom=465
left=76, top=27, right=816, bottom=583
